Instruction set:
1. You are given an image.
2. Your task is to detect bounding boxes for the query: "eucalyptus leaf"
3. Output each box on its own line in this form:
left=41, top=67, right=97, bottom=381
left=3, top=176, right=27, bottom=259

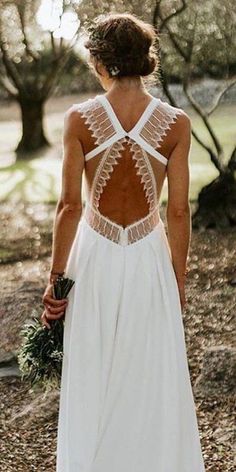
left=17, top=276, right=75, bottom=391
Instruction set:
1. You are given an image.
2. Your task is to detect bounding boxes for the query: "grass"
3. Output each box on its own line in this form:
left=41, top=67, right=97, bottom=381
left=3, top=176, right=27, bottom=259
left=0, top=158, right=61, bottom=203
left=0, top=96, right=234, bottom=203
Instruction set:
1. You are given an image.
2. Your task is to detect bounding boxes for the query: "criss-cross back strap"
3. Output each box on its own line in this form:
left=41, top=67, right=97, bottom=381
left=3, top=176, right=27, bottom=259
left=76, top=94, right=182, bottom=165
left=75, top=96, right=124, bottom=160
left=90, top=137, right=159, bottom=212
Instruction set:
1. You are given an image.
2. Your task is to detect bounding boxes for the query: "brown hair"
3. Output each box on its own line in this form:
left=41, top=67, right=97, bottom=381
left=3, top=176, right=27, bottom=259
left=84, top=13, right=159, bottom=79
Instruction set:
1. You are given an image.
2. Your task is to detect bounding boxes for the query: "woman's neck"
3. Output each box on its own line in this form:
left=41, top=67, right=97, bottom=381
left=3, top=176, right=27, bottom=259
left=107, top=76, right=149, bottom=98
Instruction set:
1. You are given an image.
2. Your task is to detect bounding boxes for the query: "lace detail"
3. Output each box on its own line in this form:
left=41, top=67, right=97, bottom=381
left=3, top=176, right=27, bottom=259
left=76, top=96, right=182, bottom=246
left=130, top=141, right=158, bottom=211
left=90, top=137, right=158, bottom=213
left=78, top=98, right=116, bottom=147
left=140, top=101, right=182, bottom=149
left=83, top=202, right=160, bottom=246
left=91, top=138, right=127, bottom=210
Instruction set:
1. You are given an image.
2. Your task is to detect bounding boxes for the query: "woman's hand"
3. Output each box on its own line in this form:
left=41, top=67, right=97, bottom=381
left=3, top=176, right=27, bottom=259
left=41, top=283, right=68, bottom=329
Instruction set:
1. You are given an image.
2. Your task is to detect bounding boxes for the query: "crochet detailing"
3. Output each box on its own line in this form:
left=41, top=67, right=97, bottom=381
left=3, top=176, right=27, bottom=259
left=83, top=201, right=160, bottom=246
left=74, top=95, right=182, bottom=246
left=140, top=101, right=182, bottom=150
left=130, top=141, right=158, bottom=211
left=76, top=95, right=181, bottom=163
left=91, top=139, right=127, bottom=210
left=78, top=98, right=117, bottom=147
left=90, top=138, right=158, bottom=213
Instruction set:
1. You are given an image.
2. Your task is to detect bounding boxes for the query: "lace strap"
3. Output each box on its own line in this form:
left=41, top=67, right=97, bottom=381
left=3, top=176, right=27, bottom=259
left=76, top=97, right=117, bottom=149
left=130, top=141, right=158, bottom=211
left=90, top=138, right=127, bottom=210
left=139, top=100, right=182, bottom=150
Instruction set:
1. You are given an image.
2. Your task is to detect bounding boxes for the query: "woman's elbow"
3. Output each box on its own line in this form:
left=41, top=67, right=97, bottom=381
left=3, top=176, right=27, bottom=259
left=57, top=200, right=83, bottom=215
left=167, top=203, right=191, bottom=219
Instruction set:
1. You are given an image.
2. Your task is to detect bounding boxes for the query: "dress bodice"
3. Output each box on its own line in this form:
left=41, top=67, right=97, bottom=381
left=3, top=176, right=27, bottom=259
left=74, top=94, right=182, bottom=246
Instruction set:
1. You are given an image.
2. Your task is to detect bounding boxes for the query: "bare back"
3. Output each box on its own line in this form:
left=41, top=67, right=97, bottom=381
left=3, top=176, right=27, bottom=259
left=73, top=93, right=183, bottom=245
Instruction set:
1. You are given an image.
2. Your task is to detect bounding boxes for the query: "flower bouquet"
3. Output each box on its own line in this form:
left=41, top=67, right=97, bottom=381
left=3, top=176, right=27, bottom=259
left=17, top=276, right=74, bottom=391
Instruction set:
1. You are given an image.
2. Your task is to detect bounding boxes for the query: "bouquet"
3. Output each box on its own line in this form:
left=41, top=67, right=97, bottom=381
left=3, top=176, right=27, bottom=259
left=17, top=276, right=74, bottom=391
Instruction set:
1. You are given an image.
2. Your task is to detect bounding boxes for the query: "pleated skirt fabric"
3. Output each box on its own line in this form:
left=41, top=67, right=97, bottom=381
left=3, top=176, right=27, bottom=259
left=56, top=215, right=205, bottom=472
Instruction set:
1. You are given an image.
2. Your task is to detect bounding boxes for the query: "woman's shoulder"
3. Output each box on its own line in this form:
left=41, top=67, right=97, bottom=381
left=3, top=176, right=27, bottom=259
left=157, top=97, right=191, bottom=130
left=63, top=96, right=99, bottom=132
left=65, top=95, right=97, bottom=114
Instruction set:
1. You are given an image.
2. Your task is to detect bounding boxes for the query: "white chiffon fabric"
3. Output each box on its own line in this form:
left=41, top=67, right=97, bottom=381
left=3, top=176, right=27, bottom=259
left=56, top=94, right=205, bottom=472
left=56, top=212, right=205, bottom=472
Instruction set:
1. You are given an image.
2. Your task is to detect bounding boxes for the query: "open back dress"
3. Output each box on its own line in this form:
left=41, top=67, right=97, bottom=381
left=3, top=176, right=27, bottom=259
left=56, top=94, right=205, bottom=472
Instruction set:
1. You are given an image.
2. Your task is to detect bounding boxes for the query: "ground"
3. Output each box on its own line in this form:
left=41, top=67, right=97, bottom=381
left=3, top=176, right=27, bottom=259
left=0, top=202, right=235, bottom=472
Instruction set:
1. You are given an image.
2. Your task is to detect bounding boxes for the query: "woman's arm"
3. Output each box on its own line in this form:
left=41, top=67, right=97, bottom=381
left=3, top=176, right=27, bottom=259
left=166, top=112, right=192, bottom=309
left=41, top=108, right=85, bottom=329
left=49, top=108, right=85, bottom=279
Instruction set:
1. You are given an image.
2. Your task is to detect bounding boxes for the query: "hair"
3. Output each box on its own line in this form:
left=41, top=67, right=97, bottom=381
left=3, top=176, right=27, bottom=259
left=84, top=13, right=159, bottom=80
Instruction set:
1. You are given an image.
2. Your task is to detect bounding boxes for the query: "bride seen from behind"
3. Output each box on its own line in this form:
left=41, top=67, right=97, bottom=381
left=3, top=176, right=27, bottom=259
left=41, top=12, right=205, bottom=472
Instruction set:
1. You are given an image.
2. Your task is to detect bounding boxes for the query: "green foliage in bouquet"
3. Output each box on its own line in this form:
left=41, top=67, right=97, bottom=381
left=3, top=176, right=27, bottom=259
left=17, top=276, right=74, bottom=391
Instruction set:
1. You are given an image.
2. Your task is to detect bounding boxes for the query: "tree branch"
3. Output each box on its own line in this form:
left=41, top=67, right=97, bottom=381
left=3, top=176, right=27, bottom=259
left=59, top=37, right=64, bottom=53
left=153, top=0, right=188, bottom=60
left=228, top=144, right=236, bottom=172
left=158, top=0, right=187, bottom=32
left=153, top=0, right=232, bottom=176
left=207, top=79, right=236, bottom=116
left=0, top=12, right=27, bottom=92
left=0, top=74, right=18, bottom=97
left=183, top=80, right=224, bottom=159
left=16, top=3, right=39, bottom=61
left=40, top=45, right=74, bottom=99
left=167, top=10, right=224, bottom=172
left=191, top=129, right=224, bottom=174
left=160, top=74, right=224, bottom=174
left=41, top=23, right=80, bottom=98
left=50, top=31, right=57, bottom=57
left=0, top=41, right=25, bottom=93
left=161, top=74, right=178, bottom=107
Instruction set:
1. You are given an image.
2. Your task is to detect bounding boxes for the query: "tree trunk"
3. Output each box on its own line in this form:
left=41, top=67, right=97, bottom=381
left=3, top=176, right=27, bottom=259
left=192, top=172, right=236, bottom=228
left=16, top=99, right=50, bottom=157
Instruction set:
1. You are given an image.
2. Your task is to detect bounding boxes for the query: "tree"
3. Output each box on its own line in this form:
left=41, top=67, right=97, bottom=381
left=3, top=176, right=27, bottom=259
left=78, top=0, right=236, bottom=228
left=0, top=0, right=80, bottom=156
left=152, top=0, right=236, bottom=227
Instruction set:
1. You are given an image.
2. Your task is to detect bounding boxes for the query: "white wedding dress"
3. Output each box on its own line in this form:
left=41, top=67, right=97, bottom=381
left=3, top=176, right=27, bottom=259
left=56, top=94, right=205, bottom=472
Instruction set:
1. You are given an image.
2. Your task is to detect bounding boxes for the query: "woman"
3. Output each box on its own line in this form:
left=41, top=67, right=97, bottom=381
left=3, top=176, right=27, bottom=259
left=41, top=13, right=205, bottom=472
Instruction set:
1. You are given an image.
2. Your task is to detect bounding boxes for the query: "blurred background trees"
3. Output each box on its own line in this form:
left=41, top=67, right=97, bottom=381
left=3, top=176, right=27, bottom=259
left=0, top=0, right=81, bottom=155
left=0, top=0, right=235, bottom=227
left=152, top=0, right=236, bottom=226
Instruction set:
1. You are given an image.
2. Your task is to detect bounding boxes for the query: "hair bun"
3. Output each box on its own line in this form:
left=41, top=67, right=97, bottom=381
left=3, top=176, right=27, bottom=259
left=85, top=13, right=159, bottom=79
left=139, top=54, right=156, bottom=77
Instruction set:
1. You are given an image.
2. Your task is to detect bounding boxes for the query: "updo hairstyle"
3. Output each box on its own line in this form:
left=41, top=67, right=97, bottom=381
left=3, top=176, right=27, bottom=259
left=84, top=13, right=159, bottom=79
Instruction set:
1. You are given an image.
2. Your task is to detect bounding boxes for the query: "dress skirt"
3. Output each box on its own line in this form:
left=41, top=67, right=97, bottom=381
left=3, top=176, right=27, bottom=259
left=56, top=214, right=205, bottom=472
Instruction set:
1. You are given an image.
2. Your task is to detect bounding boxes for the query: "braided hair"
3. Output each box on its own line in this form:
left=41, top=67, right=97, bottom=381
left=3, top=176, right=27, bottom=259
left=84, top=13, right=159, bottom=79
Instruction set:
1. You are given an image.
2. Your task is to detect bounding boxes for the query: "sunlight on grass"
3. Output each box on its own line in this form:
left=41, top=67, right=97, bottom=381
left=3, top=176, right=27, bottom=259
left=0, top=158, right=61, bottom=202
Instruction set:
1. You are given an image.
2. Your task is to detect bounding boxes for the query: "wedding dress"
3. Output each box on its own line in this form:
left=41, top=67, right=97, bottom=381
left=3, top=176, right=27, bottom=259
left=56, top=94, right=205, bottom=472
